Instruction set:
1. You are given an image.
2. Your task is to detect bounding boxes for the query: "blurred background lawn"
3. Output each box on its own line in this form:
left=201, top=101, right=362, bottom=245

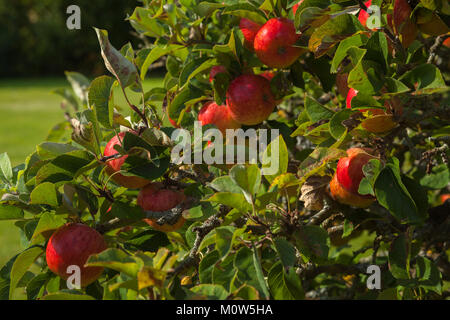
left=0, top=77, right=163, bottom=267
left=0, top=0, right=168, bottom=267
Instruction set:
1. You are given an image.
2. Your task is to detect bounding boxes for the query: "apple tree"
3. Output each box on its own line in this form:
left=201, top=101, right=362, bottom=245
left=0, top=0, right=449, bottom=300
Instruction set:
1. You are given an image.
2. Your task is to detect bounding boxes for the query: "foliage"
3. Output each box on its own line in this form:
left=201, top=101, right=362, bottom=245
left=1, top=0, right=449, bottom=300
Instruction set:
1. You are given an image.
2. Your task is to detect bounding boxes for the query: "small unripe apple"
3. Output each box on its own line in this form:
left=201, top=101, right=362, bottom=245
left=226, top=74, right=277, bottom=125
left=329, top=148, right=377, bottom=208
left=46, top=223, right=107, bottom=287
left=104, top=132, right=151, bottom=189
left=239, top=18, right=262, bottom=51
left=209, top=65, right=228, bottom=83
left=198, top=101, right=241, bottom=134
left=253, top=18, right=304, bottom=68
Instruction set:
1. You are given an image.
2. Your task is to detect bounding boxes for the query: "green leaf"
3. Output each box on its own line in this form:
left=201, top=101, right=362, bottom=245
left=179, top=58, right=217, bottom=88
left=9, top=246, right=44, bottom=299
left=252, top=246, right=270, bottom=299
left=0, top=205, right=24, bottom=221
left=140, top=44, right=184, bottom=80
left=261, top=135, right=289, bottom=184
left=41, top=292, right=96, bottom=300
left=30, top=182, right=59, bottom=207
left=199, top=250, right=221, bottom=284
left=388, top=234, right=410, bottom=280
left=309, top=14, right=365, bottom=58
left=234, top=247, right=269, bottom=299
left=209, top=175, right=242, bottom=194
left=26, top=273, right=50, bottom=300
left=94, top=28, right=138, bottom=88
left=305, top=95, right=334, bottom=122
left=331, top=33, right=368, bottom=73
left=415, top=256, right=442, bottom=294
left=124, top=230, right=170, bottom=253
left=329, top=109, right=353, bottom=140
left=30, top=212, right=66, bottom=245
left=89, top=76, right=116, bottom=129
left=190, top=284, right=229, bottom=300
left=419, top=164, right=449, bottom=190
left=195, top=2, right=226, bottom=17
left=294, top=225, right=330, bottom=263
left=36, top=142, right=79, bottom=161
left=65, top=71, right=90, bottom=105
left=0, top=153, right=13, bottom=182
left=35, top=150, right=95, bottom=185
left=268, top=261, right=304, bottom=300
left=85, top=248, right=141, bottom=277
left=230, top=164, right=261, bottom=203
left=223, top=4, right=267, bottom=24
left=273, top=238, right=297, bottom=269
left=374, top=158, right=426, bottom=225
left=128, top=7, right=167, bottom=39
left=108, top=201, right=145, bottom=220
left=399, top=64, right=447, bottom=94
left=215, top=226, right=245, bottom=259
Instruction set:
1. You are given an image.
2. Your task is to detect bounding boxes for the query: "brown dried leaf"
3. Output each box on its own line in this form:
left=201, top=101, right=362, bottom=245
left=299, top=175, right=331, bottom=211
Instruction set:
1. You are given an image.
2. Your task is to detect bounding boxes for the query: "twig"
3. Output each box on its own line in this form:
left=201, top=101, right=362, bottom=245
left=306, top=196, right=333, bottom=225
left=427, top=35, right=449, bottom=64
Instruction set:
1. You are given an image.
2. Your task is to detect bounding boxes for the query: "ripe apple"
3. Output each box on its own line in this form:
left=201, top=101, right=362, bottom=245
left=104, top=132, right=151, bottom=189
left=209, top=65, right=228, bottom=83
left=253, top=18, right=304, bottom=68
left=239, top=18, right=262, bottom=51
left=440, top=194, right=450, bottom=204
left=329, top=148, right=377, bottom=208
left=137, top=183, right=186, bottom=232
left=226, top=74, right=277, bottom=125
left=46, top=223, right=107, bottom=287
left=198, top=101, right=241, bottom=134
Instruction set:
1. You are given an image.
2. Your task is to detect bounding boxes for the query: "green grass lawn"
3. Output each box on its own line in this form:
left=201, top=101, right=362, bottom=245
left=0, top=76, right=163, bottom=267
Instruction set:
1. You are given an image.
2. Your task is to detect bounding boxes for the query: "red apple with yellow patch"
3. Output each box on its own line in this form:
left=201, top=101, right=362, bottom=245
left=329, top=148, right=377, bottom=208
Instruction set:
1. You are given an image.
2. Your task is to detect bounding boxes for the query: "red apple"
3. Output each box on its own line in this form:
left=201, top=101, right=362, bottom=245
left=329, top=148, right=377, bottom=208
left=239, top=18, right=262, bottom=51
left=198, top=101, right=241, bottom=134
left=104, top=132, right=151, bottom=189
left=46, top=223, right=107, bottom=287
left=209, top=65, right=228, bottom=83
left=253, top=18, right=304, bottom=68
left=226, top=74, right=277, bottom=125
